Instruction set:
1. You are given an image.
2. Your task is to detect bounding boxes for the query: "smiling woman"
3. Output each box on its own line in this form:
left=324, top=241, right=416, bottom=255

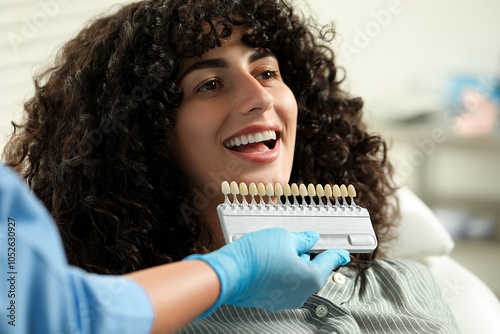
left=3, top=0, right=396, bottom=274
left=173, top=29, right=297, bottom=192
left=171, top=32, right=298, bottom=247
left=1, top=0, right=459, bottom=333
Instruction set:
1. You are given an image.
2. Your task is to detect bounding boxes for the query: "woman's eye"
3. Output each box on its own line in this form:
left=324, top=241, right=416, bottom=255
left=197, top=79, right=220, bottom=91
left=256, top=70, right=278, bottom=81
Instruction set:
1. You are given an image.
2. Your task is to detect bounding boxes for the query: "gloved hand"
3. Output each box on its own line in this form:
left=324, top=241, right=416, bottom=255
left=184, top=228, right=350, bottom=315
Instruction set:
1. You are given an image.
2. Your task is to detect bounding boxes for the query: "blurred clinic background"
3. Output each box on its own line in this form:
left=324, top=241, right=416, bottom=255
left=1, top=1, right=499, bottom=297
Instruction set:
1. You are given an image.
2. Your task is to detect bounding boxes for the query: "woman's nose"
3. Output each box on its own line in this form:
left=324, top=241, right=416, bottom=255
left=234, top=72, right=273, bottom=115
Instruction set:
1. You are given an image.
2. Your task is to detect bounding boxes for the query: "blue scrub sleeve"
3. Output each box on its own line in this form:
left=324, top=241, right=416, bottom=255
left=0, top=165, right=154, bottom=334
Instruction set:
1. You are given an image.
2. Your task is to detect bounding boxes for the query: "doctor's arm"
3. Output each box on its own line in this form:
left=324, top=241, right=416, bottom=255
left=0, top=164, right=349, bottom=334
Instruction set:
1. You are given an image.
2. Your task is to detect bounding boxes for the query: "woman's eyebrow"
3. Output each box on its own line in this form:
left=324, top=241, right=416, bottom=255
left=248, top=50, right=276, bottom=63
left=179, top=50, right=276, bottom=81
left=179, top=58, right=228, bottom=81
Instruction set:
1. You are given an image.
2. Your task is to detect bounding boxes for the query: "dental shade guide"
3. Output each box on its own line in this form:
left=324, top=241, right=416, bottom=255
left=217, top=181, right=377, bottom=253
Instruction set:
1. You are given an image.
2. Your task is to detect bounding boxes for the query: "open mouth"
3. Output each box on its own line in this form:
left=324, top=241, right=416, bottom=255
left=223, top=130, right=278, bottom=154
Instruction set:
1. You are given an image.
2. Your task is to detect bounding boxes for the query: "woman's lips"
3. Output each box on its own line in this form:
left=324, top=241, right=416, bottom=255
left=223, top=125, right=281, bottom=163
left=232, top=141, right=272, bottom=154
left=226, top=138, right=280, bottom=163
left=223, top=129, right=278, bottom=149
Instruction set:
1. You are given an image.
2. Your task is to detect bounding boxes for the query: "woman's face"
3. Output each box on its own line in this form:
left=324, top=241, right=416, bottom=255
left=172, top=29, right=298, bottom=196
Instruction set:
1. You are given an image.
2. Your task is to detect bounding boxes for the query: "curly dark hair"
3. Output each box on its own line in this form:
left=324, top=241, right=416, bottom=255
left=2, top=0, right=398, bottom=274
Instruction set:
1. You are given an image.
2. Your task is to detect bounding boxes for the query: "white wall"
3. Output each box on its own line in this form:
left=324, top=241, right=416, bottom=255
left=303, top=0, right=500, bottom=119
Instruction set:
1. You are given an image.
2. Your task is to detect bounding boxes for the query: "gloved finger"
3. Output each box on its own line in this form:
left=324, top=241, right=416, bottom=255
left=291, top=231, right=320, bottom=254
left=311, top=249, right=350, bottom=275
left=299, top=252, right=311, bottom=261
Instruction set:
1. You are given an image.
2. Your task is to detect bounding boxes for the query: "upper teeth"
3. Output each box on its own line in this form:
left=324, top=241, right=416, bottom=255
left=224, top=130, right=277, bottom=148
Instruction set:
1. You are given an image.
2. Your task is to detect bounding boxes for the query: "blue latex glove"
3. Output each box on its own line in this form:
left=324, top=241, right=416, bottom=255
left=185, top=228, right=350, bottom=315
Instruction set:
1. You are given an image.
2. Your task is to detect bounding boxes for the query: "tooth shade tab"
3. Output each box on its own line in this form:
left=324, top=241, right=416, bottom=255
left=220, top=181, right=359, bottom=208
left=299, top=184, right=308, bottom=197
left=348, top=185, right=356, bottom=198
left=283, top=183, right=292, bottom=196
left=340, top=184, right=348, bottom=197
left=333, top=185, right=341, bottom=198
left=249, top=182, right=258, bottom=196
left=257, top=183, right=266, bottom=197
left=221, top=181, right=230, bottom=195
left=266, top=183, right=274, bottom=197
left=316, top=184, right=324, bottom=197
left=239, top=182, right=249, bottom=196
left=229, top=181, right=239, bottom=204
left=222, top=181, right=231, bottom=204
left=307, top=184, right=316, bottom=197
left=274, top=183, right=283, bottom=197
left=324, top=184, right=333, bottom=198
left=230, top=181, right=239, bottom=195
left=348, top=184, right=357, bottom=206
